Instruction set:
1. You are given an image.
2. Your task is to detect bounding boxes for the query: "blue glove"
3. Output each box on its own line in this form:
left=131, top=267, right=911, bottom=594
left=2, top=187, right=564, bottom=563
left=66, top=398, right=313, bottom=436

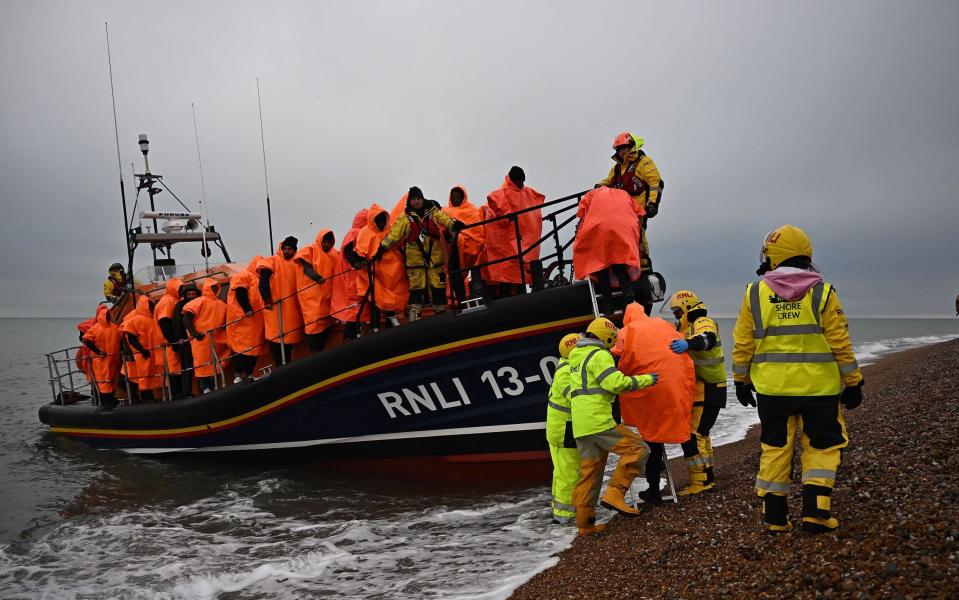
left=649, top=372, right=659, bottom=386
left=670, top=339, right=689, bottom=354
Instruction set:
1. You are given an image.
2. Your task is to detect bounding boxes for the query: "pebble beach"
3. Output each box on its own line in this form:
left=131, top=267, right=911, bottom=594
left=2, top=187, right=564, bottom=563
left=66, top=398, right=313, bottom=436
left=512, top=338, right=959, bottom=599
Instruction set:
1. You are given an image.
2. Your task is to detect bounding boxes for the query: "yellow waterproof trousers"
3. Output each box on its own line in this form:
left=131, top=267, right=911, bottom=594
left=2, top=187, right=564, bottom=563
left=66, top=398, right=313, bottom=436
left=572, top=424, right=649, bottom=525
left=755, top=396, right=848, bottom=528
left=548, top=443, right=580, bottom=523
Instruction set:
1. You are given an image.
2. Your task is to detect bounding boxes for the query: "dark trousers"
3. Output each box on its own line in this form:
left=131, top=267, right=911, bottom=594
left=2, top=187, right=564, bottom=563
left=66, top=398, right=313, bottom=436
left=644, top=442, right=667, bottom=494
left=232, top=353, right=258, bottom=378
left=306, top=331, right=330, bottom=353
left=270, top=342, right=294, bottom=366
left=179, top=343, right=194, bottom=397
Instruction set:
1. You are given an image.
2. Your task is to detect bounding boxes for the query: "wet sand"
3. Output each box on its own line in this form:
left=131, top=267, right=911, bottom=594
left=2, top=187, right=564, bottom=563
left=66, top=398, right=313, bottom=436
left=512, top=339, right=959, bottom=599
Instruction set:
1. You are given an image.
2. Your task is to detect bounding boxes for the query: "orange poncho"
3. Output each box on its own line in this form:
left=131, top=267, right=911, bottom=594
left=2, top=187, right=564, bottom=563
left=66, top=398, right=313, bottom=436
left=445, top=185, right=486, bottom=267
left=120, top=295, right=164, bottom=391
left=183, top=279, right=228, bottom=378
left=355, top=203, right=409, bottom=313
left=295, top=229, right=340, bottom=334
left=331, top=209, right=371, bottom=323
left=573, top=187, right=644, bottom=281
left=613, top=303, right=696, bottom=443
left=227, top=257, right=266, bottom=357
left=484, top=177, right=545, bottom=284
left=154, top=278, right=182, bottom=373
left=81, top=304, right=120, bottom=393
left=257, top=244, right=305, bottom=344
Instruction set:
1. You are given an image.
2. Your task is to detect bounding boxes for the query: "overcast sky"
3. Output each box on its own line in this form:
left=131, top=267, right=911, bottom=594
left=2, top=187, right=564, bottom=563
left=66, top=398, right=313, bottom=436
left=1, top=1, right=957, bottom=317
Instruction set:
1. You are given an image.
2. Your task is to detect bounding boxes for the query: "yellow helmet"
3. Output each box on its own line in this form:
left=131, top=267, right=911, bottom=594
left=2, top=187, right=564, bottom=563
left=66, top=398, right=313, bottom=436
left=558, top=333, right=579, bottom=359
left=761, top=224, right=813, bottom=270
left=586, top=317, right=618, bottom=349
left=669, top=290, right=707, bottom=318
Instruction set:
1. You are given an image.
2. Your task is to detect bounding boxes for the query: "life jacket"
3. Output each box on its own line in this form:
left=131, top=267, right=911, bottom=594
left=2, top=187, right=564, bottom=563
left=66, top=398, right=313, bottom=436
left=611, top=151, right=650, bottom=197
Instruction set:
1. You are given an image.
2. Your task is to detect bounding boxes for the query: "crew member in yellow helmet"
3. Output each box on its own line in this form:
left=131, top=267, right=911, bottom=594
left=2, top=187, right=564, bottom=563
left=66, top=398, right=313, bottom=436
left=668, top=290, right=726, bottom=497
left=568, top=317, right=659, bottom=535
left=732, top=224, right=863, bottom=534
left=545, top=333, right=581, bottom=525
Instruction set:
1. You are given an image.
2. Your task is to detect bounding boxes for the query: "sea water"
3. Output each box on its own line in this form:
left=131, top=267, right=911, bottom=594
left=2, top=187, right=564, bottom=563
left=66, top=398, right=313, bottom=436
left=0, top=317, right=956, bottom=599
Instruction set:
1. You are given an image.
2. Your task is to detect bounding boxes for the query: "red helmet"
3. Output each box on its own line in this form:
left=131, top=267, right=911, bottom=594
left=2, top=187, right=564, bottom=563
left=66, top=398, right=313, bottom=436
left=612, top=131, right=634, bottom=149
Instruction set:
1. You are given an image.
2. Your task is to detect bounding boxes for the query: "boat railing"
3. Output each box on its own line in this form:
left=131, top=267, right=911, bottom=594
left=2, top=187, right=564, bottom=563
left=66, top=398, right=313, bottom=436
left=46, top=188, right=594, bottom=407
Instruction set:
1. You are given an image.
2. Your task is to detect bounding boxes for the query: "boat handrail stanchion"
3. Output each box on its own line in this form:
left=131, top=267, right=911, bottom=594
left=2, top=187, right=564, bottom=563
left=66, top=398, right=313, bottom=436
left=549, top=213, right=565, bottom=277
left=50, top=350, right=65, bottom=403
left=161, top=343, right=171, bottom=401
left=123, top=363, right=133, bottom=406
left=276, top=298, right=287, bottom=366
left=512, top=214, right=526, bottom=290
left=45, top=353, right=59, bottom=405
left=208, top=333, right=219, bottom=390
left=65, top=349, right=76, bottom=397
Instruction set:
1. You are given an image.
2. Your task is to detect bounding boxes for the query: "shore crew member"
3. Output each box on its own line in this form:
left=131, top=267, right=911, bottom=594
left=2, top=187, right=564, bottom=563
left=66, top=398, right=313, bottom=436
left=598, top=133, right=662, bottom=313
left=295, top=230, right=340, bottom=352
left=183, top=279, right=228, bottom=394
left=573, top=186, right=644, bottom=314
left=445, top=185, right=486, bottom=305
left=103, top=263, right=127, bottom=303
left=613, top=303, right=696, bottom=505
left=569, top=317, right=659, bottom=535
left=154, top=278, right=185, bottom=399
left=484, top=167, right=545, bottom=298
left=258, top=236, right=305, bottom=365
left=120, top=295, right=163, bottom=402
left=668, top=290, right=727, bottom=496
left=547, top=333, right=581, bottom=525
left=81, top=304, right=121, bottom=407
left=353, top=203, right=409, bottom=328
left=173, top=283, right=200, bottom=396
left=380, top=187, right=465, bottom=320
left=733, top=224, right=864, bottom=534
left=227, top=257, right=265, bottom=382
left=334, top=209, right=372, bottom=340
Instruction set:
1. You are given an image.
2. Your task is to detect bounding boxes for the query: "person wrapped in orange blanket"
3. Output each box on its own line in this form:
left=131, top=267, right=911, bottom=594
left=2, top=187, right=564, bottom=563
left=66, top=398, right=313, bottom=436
left=183, top=279, right=228, bottom=394
left=445, top=185, right=486, bottom=305
left=154, top=278, right=187, bottom=398
left=573, top=186, right=645, bottom=314
left=333, top=209, right=372, bottom=340
left=227, top=256, right=265, bottom=382
left=258, top=237, right=304, bottom=366
left=81, top=304, right=121, bottom=407
left=120, top=295, right=164, bottom=402
left=350, top=203, right=409, bottom=328
left=483, top=167, right=544, bottom=297
left=613, top=302, right=696, bottom=504
left=295, top=229, right=340, bottom=353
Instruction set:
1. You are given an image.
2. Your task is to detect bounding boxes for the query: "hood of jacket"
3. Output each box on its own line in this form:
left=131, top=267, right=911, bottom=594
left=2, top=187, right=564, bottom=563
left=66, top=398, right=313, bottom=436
left=164, top=278, right=182, bottom=299
left=134, top=295, right=153, bottom=318
left=366, top=203, right=389, bottom=232
left=95, top=304, right=110, bottom=326
left=763, top=267, right=823, bottom=301
left=447, top=185, right=476, bottom=210
left=201, top=278, right=220, bottom=300
left=351, top=209, right=369, bottom=230
left=314, top=228, right=335, bottom=249
left=246, top=255, right=263, bottom=273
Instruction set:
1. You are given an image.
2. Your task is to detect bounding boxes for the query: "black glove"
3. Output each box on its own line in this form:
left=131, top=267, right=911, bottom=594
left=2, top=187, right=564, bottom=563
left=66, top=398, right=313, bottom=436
left=841, top=381, right=864, bottom=410
left=644, top=202, right=659, bottom=218
left=373, top=245, right=386, bottom=261
left=140, top=348, right=151, bottom=359
left=452, top=220, right=466, bottom=233
left=735, top=381, right=756, bottom=407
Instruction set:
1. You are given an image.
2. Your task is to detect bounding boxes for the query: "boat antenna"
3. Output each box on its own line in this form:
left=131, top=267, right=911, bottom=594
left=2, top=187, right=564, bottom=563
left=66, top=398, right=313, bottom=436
left=256, top=77, right=275, bottom=252
left=105, top=22, right=134, bottom=285
left=191, top=102, right=211, bottom=271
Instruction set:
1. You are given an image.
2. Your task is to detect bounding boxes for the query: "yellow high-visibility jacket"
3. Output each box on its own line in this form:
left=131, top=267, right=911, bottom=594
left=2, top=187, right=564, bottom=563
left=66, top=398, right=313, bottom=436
left=732, top=278, right=862, bottom=396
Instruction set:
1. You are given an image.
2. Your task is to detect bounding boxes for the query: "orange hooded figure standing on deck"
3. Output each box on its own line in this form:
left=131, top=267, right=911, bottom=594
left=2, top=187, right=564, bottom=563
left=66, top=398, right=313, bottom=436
left=257, top=236, right=304, bottom=366
left=613, top=302, right=696, bottom=504
left=295, top=229, right=340, bottom=353
left=183, top=279, right=228, bottom=393
left=81, top=304, right=121, bottom=406
left=484, top=167, right=545, bottom=295
left=333, top=208, right=371, bottom=340
left=154, top=278, right=185, bottom=398
left=227, top=256, right=265, bottom=381
left=445, top=185, right=486, bottom=304
left=573, top=186, right=645, bottom=313
left=120, top=295, right=164, bottom=401
left=354, top=203, right=409, bottom=326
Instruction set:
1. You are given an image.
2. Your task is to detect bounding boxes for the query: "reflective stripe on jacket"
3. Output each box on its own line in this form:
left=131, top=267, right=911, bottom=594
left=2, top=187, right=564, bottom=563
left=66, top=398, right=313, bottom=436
left=568, top=339, right=652, bottom=438
left=732, top=279, right=853, bottom=396
left=687, top=316, right=726, bottom=384
left=545, top=359, right=572, bottom=446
